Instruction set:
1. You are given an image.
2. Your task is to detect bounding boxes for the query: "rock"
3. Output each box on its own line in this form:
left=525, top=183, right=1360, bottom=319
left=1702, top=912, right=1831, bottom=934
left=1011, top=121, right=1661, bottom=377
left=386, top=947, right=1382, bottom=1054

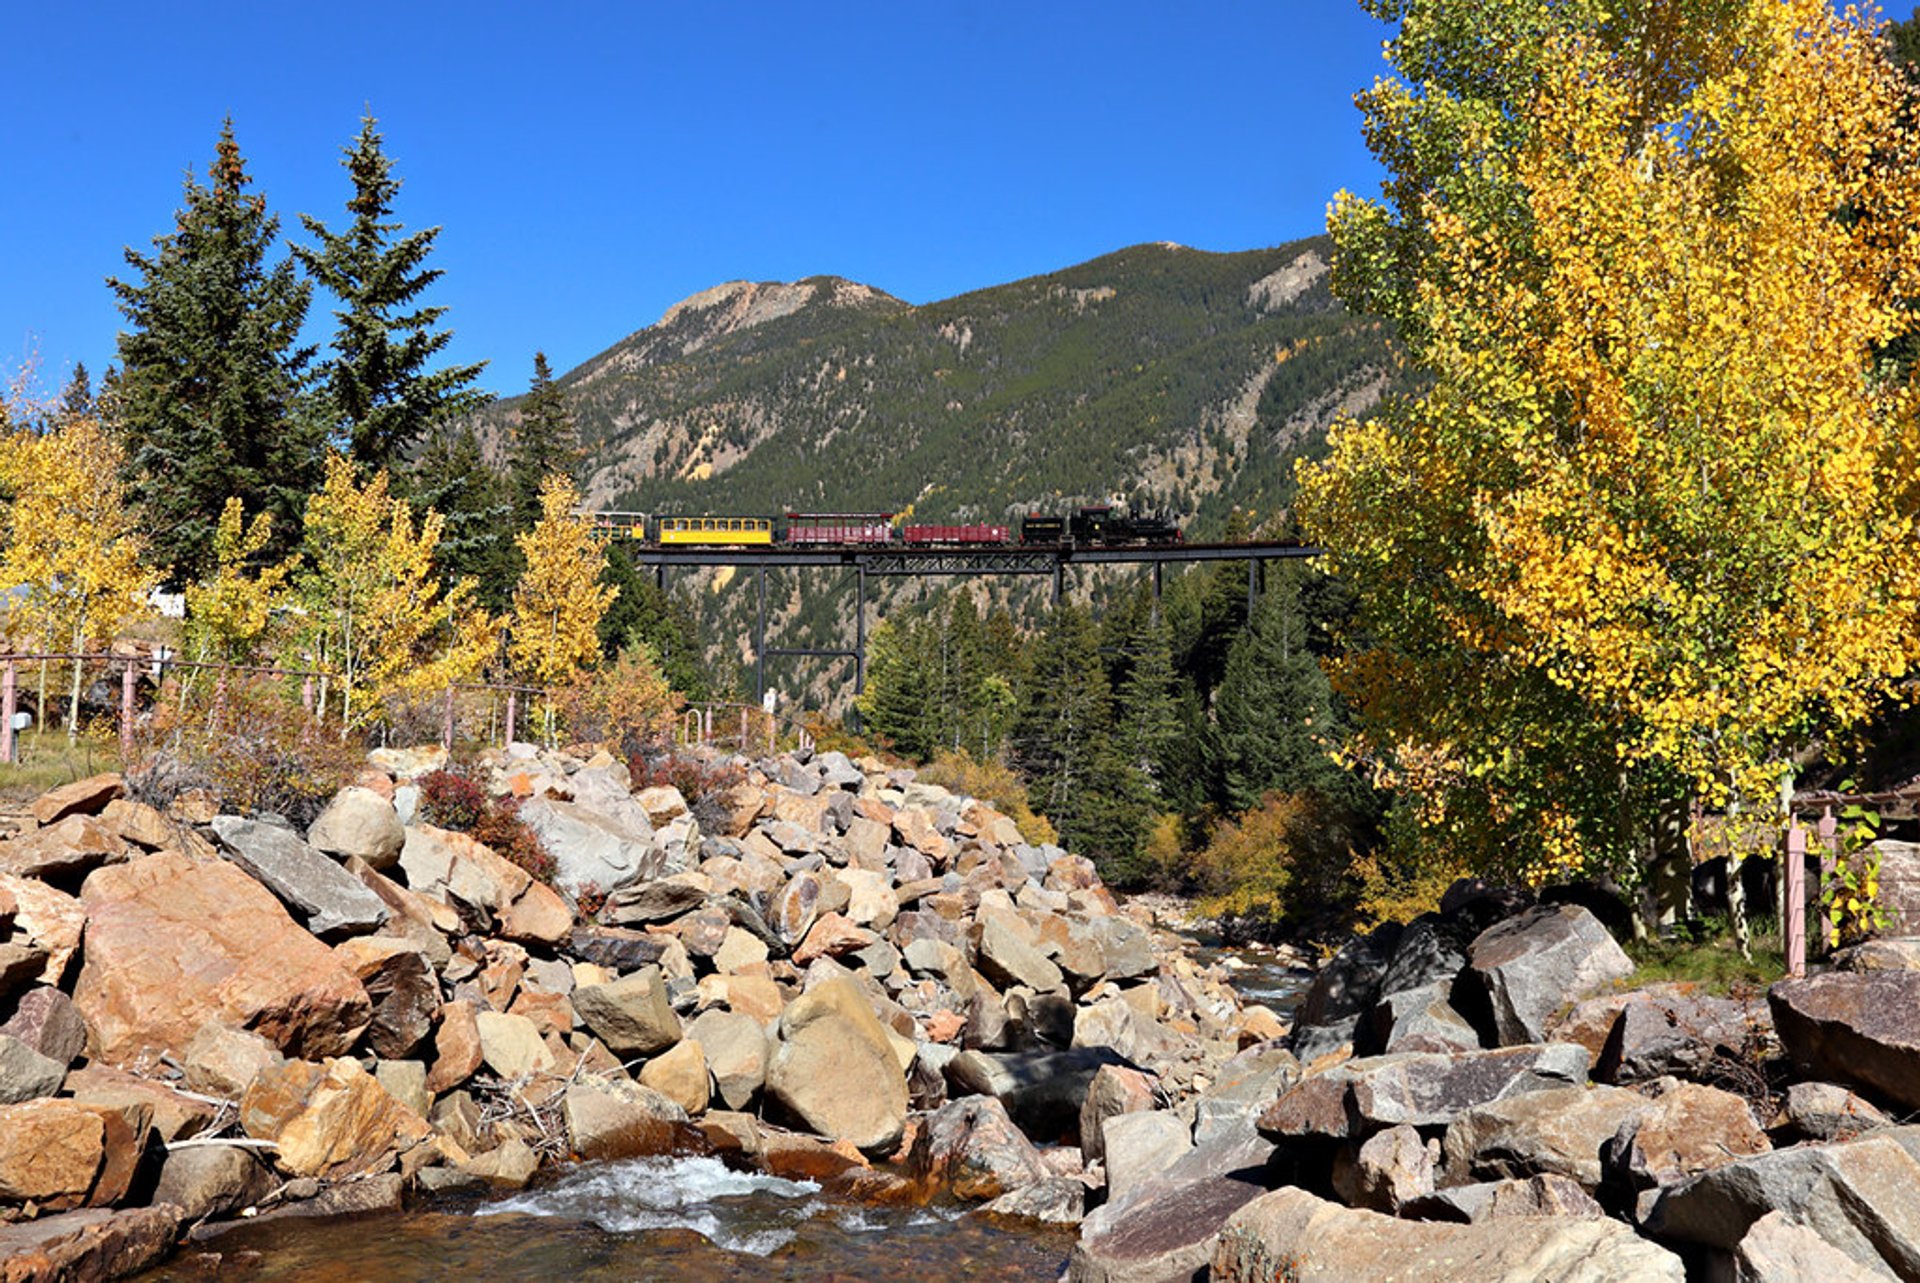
left=1780, top=1080, right=1892, bottom=1142
left=1595, top=983, right=1772, bottom=1085
left=181, top=1025, right=285, bottom=1100
left=1209, top=1186, right=1684, bottom=1282
left=426, top=1000, right=484, bottom=1094
left=948, top=1048, right=1128, bottom=1144
left=396, top=825, right=569, bottom=946
left=562, top=1079, right=687, bottom=1161
left=1356, top=982, right=1481, bottom=1057
left=344, top=860, right=457, bottom=968
left=685, top=1009, right=768, bottom=1110
left=1460, top=905, right=1633, bottom=1047
left=771, top=872, right=824, bottom=945
left=1069, top=1121, right=1277, bottom=1283
left=981, top=1175, right=1086, bottom=1225
left=333, top=936, right=439, bottom=1060
left=1600, top=1078, right=1771, bottom=1216
left=1079, top=1063, right=1159, bottom=1164
left=1730, top=1209, right=1880, bottom=1282
left=1771, top=971, right=1920, bottom=1110
left=1083, top=917, right=1158, bottom=982
left=1405, top=1173, right=1607, bottom=1224
left=306, top=786, right=405, bottom=869
left=1377, top=913, right=1471, bottom=997
left=1289, top=923, right=1402, bottom=1060
left=239, top=1056, right=430, bottom=1178
left=152, top=1143, right=275, bottom=1220
left=29, top=774, right=123, bottom=826
left=635, top=786, right=688, bottom=824
left=375, top=1059, right=431, bottom=1120
left=1333, top=1123, right=1436, bottom=1213
left=792, top=912, right=878, bottom=965
left=0, top=1035, right=65, bottom=1104
left=461, top=1136, right=540, bottom=1188
left=1103, top=1110, right=1193, bottom=1204
left=1259, top=1043, right=1590, bottom=1139
left=0, top=815, right=128, bottom=880
left=907, top=1095, right=1051, bottom=1200
left=893, top=809, right=951, bottom=864
left=0, top=988, right=88, bottom=1067
left=474, top=1011, right=555, bottom=1079
left=572, top=966, right=682, bottom=1056
left=0, top=1205, right=182, bottom=1283
left=1834, top=938, right=1920, bottom=971
left=766, top=975, right=908, bottom=1155
left=565, top=925, right=668, bottom=973
left=712, top=927, right=769, bottom=974
left=1195, top=1044, right=1298, bottom=1146
left=976, top=916, right=1064, bottom=993
left=210, top=815, right=390, bottom=938
left=0, top=876, right=83, bottom=987
left=367, top=745, right=447, bottom=780
left=606, top=876, right=707, bottom=925
left=0, top=1100, right=107, bottom=1209
left=517, top=794, right=658, bottom=898
left=1443, top=1084, right=1651, bottom=1189
left=74, top=852, right=372, bottom=1063
left=1646, top=1125, right=1920, bottom=1279
left=63, top=1066, right=216, bottom=1144
left=639, top=1038, right=710, bottom=1115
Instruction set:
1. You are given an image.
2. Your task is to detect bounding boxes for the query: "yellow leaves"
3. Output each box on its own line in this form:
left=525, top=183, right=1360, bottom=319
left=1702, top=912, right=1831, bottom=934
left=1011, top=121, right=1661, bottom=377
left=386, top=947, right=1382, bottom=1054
left=185, top=498, right=291, bottom=665
left=508, top=474, right=616, bottom=691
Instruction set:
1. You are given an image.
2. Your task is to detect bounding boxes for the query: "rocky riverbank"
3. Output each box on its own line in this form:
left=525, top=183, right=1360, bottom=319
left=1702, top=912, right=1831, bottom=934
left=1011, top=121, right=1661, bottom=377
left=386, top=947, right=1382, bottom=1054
left=2, top=744, right=1918, bottom=1281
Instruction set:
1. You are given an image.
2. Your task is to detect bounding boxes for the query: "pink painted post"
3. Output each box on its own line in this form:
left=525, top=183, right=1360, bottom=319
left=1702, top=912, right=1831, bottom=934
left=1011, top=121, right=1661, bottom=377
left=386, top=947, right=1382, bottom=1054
left=1, top=660, right=14, bottom=764
left=505, top=691, right=517, bottom=747
left=741, top=709, right=749, bottom=753
left=120, top=662, right=136, bottom=759
left=442, top=686, right=456, bottom=751
left=1816, top=809, right=1839, bottom=958
left=301, top=674, right=314, bottom=715
left=1785, top=821, right=1807, bottom=978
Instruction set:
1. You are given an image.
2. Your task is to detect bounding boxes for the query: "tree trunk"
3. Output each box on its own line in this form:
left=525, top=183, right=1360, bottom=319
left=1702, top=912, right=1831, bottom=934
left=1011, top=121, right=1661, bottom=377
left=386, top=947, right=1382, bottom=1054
left=65, top=614, right=86, bottom=742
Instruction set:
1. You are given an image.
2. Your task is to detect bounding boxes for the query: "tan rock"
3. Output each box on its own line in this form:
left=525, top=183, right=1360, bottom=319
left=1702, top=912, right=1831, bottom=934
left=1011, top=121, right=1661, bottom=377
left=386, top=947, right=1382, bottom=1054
left=375, top=1059, right=432, bottom=1120
left=563, top=1078, right=686, bottom=1160
left=0, top=874, right=84, bottom=988
left=63, top=1065, right=217, bottom=1144
left=893, top=810, right=951, bottom=864
left=462, top=1134, right=540, bottom=1187
left=99, top=798, right=175, bottom=851
left=182, top=1025, right=285, bottom=1100
left=239, top=1057, right=430, bottom=1178
left=712, top=926, right=770, bottom=973
left=74, top=852, right=371, bottom=1065
left=686, top=1009, right=769, bottom=1110
left=573, top=965, right=682, bottom=1056
left=475, top=1011, right=556, bottom=1079
left=0, top=814, right=128, bottom=879
left=793, top=912, right=878, bottom=965
left=700, top=973, right=786, bottom=1023
left=428, top=1001, right=485, bottom=1093
left=0, top=1099, right=106, bottom=1209
left=639, top=1038, right=710, bottom=1115
left=307, top=786, right=405, bottom=869
left=839, top=868, right=900, bottom=931
left=346, top=859, right=458, bottom=967
left=766, top=976, right=908, bottom=1155
left=398, top=824, right=570, bottom=946
left=30, top=774, right=123, bottom=826
left=635, top=786, right=688, bottom=824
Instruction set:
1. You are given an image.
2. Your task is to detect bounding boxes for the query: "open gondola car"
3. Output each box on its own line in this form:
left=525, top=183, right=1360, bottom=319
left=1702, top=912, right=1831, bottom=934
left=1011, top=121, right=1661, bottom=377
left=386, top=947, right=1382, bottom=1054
left=784, top=513, right=895, bottom=545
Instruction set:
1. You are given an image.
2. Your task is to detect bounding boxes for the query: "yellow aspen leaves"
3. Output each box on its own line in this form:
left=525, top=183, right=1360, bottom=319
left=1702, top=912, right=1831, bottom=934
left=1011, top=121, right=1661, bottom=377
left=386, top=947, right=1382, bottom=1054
left=509, top=475, right=616, bottom=700
left=1301, top=0, right=1920, bottom=880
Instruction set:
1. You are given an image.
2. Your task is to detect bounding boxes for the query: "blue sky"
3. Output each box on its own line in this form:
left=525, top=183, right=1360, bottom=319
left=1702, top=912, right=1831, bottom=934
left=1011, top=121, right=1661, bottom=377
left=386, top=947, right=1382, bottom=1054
left=3, top=3, right=1391, bottom=399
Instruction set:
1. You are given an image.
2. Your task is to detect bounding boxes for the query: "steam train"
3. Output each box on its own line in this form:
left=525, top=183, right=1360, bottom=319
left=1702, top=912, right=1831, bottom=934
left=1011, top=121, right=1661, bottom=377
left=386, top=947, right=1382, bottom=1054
left=594, top=505, right=1183, bottom=548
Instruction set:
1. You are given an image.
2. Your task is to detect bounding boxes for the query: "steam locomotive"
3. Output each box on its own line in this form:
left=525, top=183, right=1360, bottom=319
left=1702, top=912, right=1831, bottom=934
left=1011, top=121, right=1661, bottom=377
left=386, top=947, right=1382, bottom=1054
left=595, top=505, right=1183, bottom=548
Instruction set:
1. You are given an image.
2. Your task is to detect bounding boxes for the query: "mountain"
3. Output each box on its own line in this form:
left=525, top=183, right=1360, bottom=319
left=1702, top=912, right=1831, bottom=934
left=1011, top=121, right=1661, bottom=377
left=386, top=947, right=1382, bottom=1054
left=473, top=235, right=1401, bottom=539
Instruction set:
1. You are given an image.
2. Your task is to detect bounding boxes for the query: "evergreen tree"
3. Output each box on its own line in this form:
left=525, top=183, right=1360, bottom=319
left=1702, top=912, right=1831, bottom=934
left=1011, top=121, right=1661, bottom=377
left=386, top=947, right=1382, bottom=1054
left=1116, top=606, right=1183, bottom=791
left=857, top=614, right=937, bottom=758
left=409, top=424, right=516, bottom=607
left=57, top=363, right=92, bottom=426
left=598, top=551, right=712, bottom=699
left=109, top=120, right=317, bottom=584
left=507, top=353, right=582, bottom=528
left=296, top=113, right=488, bottom=475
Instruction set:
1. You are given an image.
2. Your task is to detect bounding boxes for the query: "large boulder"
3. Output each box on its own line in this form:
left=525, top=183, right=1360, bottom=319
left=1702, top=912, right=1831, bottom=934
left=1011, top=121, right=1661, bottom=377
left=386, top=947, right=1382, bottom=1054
left=561, top=1078, right=687, bottom=1161
left=1595, top=983, right=1773, bottom=1085
left=1646, top=1124, right=1920, bottom=1279
left=306, top=786, right=405, bottom=869
left=685, top=1008, right=769, bottom=1110
left=0, top=1100, right=114, bottom=1210
left=1210, top=1186, right=1684, bottom=1282
left=765, top=975, right=908, bottom=1155
left=332, top=937, right=439, bottom=1061
left=946, top=1047, right=1129, bottom=1144
left=1356, top=982, right=1481, bottom=1057
left=907, top=1095, right=1051, bottom=1200
left=0, top=875, right=84, bottom=987
left=396, top=825, right=570, bottom=946
left=74, top=852, right=372, bottom=1064
left=210, top=816, right=389, bottom=938
left=1195, top=1044, right=1298, bottom=1145
left=1103, top=1110, right=1194, bottom=1203
left=1069, top=1120, right=1277, bottom=1283
left=1080, top=1063, right=1159, bottom=1164
left=1770, top=971, right=1920, bottom=1110
left=0, top=815, right=128, bottom=880
left=1459, top=905, right=1632, bottom=1046
left=1290, top=923, right=1402, bottom=1061
left=238, top=1056, right=431, bottom=1178
left=152, top=1143, right=276, bottom=1220
left=29, top=774, right=123, bottom=826
left=571, top=966, right=682, bottom=1057
left=517, top=794, right=658, bottom=899
left=1259, top=1044, right=1590, bottom=1140
left=0, top=1205, right=182, bottom=1283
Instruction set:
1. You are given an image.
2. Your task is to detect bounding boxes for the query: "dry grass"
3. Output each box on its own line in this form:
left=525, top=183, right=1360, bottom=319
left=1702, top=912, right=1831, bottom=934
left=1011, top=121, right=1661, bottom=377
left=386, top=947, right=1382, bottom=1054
left=0, top=729, right=122, bottom=803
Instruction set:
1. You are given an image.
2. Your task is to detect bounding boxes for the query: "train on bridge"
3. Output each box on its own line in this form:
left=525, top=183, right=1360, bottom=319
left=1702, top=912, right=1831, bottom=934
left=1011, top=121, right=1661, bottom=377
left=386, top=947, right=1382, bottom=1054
left=591, top=505, right=1184, bottom=549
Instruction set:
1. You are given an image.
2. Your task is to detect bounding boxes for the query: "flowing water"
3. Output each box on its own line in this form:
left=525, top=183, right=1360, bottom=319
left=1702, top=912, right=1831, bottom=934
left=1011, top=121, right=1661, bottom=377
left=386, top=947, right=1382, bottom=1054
left=138, top=918, right=1310, bottom=1282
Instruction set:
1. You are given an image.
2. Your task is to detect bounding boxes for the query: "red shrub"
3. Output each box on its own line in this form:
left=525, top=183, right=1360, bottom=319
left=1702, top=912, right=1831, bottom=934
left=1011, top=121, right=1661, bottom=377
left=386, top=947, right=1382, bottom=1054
left=415, top=766, right=556, bottom=885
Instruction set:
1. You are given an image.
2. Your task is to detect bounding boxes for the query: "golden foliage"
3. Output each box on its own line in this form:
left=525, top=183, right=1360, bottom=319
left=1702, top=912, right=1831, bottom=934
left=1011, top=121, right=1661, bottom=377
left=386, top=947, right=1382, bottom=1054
left=917, top=748, right=1059, bottom=847
left=549, top=649, right=678, bottom=754
left=185, top=498, right=291, bottom=665
left=509, top=475, right=616, bottom=690
left=1301, top=0, right=1920, bottom=878
left=1191, top=791, right=1353, bottom=927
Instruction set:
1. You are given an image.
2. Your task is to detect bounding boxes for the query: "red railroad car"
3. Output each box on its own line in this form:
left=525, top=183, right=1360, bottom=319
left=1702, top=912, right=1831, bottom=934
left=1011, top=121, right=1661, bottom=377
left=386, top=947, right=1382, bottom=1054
left=902, top=523, right=1011, bottom=545
left=783, top=512, right=895, bottom=545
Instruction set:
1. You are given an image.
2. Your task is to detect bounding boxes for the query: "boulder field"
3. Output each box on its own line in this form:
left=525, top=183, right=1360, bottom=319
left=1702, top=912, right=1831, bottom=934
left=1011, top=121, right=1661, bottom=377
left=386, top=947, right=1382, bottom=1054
left=2, top=752, right=1919, bottom=1281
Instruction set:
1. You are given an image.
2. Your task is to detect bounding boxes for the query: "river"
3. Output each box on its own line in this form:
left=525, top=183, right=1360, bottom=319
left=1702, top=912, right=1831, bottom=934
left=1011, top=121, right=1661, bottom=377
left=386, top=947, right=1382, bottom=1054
left=137, top=933, right=1310, bottom=1282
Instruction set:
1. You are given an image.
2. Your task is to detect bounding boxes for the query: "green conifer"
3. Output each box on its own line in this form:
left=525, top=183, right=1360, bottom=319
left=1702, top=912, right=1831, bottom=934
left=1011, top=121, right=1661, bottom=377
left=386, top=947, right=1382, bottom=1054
left=409, top=423, right=516, bottom=607
left=296, top=113, right=488, bottom=474
left=507, top=352, right=583, bottom=528
left=109, top=120, right=318, bottom=583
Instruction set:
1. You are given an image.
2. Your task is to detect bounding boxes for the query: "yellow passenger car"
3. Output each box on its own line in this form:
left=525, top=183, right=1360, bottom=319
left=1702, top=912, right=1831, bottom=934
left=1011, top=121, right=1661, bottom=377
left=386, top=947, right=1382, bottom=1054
left=656, top=516, right=775, bottom=546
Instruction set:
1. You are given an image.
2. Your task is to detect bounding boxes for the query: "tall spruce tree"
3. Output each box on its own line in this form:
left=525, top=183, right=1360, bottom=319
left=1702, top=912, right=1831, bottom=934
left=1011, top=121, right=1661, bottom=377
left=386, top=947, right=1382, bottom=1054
left=110, top=120, right=317, bottom=583
left=508, top=352, right=583, bottom=528
left=296, top=114, right=488, bottom=475
left=410, top=423, right=516, bottom=607
left=598, top=552, right=712, bottom=699
left=57, top=363, right=93, bottom=426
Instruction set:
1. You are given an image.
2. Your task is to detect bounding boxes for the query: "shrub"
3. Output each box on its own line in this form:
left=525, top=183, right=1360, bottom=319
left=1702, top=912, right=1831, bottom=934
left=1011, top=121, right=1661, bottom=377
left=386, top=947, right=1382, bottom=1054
left=415, top=766, right=556, bottom=885
left=1191, top=791, right=1357, bottom=938
left=550, top=650, right=680, bottom=757
left=917, top=748, right=1058, bottom=847
left=629, top=751, right=747, bottom=836
left=129, top=676, right=362, bottom=829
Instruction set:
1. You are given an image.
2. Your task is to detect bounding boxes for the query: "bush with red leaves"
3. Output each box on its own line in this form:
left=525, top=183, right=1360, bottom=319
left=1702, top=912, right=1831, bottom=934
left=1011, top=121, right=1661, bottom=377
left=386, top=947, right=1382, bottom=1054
left=416, top=767, right=556, bottom=885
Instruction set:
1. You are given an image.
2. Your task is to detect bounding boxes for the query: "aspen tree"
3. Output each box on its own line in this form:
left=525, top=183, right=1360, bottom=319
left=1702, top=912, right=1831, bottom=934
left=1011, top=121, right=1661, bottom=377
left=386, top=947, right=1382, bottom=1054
left=509, top=475, right=616, bottom=740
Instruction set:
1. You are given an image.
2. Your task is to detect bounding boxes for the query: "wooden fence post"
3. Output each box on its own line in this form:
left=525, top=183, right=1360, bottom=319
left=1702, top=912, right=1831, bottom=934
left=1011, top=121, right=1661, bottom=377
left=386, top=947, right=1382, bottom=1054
left=1785, top=821, right=1807, bottom=979
left=301, top=674, right=314, bottom=716
left=120, top=661, right=136, bottom=760
left=504, top=691, right=517, bottom=747
left=1, top=660, right=14, bottom=764
left=442, top=686, right=456, bottom=752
